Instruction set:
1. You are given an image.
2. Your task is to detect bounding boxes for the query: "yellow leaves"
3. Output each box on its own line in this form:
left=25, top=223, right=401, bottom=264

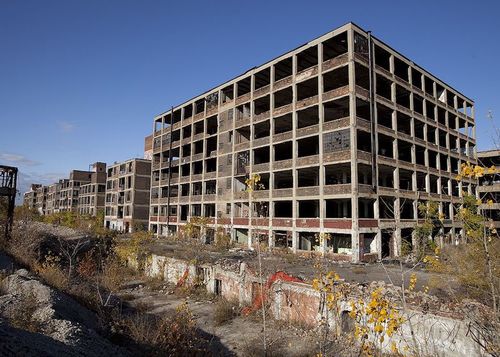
left=487, top=199, right=494, bottom=207
left=408, top=273, right=417, bottom=292
left=487, top=165, right=497, bottom=175
left=391, top=342, right=399, bottom=354
left=245, top=173, right=263, bottom=192
left=459, top=162, right=492, bottom=179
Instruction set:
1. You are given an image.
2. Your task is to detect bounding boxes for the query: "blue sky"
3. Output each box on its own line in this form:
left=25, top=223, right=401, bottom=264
left=1, top=0, right=499, bottom=200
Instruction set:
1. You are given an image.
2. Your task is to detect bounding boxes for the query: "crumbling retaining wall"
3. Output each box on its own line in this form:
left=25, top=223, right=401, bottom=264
left=137, top=253, right=484, bottom=357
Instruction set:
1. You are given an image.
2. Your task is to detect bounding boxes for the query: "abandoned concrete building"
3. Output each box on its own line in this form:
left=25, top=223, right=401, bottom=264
left=23, top=184, right=41, bottom=210
left=478, top=150, right=500, bottom=229
left=148, top=22, right=477, bottom=262
left=104, top=158, right=151, bottom=232
left=78, top=165, right=107, bottom=216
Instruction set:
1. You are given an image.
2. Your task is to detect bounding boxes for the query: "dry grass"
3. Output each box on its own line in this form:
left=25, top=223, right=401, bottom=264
left=213, top=297, right=239, bottom=326
left=8, top=290, right=42, bottom=333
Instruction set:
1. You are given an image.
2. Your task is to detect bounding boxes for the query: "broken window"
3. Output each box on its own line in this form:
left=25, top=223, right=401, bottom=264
left=221, top=84, right=234, bottom=104
left=323, top=129, right=350, bottom=153
left=379, top=196, right=395, bottom=219
left=353, top=32, right=368, bottom=57
left=195, top=99, right=205, bottom=115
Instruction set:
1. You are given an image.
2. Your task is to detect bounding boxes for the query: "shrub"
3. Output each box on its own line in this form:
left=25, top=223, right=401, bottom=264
left=8, top=290, right=42, bottom=333
left=213, top=297, right=239, bottom=326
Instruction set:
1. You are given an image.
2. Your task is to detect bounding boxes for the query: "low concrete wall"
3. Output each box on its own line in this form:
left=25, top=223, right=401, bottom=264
left=137, top=253, right=483, bottom=357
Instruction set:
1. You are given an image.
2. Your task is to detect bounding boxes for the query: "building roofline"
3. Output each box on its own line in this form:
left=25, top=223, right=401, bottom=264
left=155, top=21, right=473, bottom=119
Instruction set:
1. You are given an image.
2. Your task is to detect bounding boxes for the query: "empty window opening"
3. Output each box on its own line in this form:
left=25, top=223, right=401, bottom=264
left=396, top=112, right=411, bottom=135
left=195, top=99, right=205, bottom=115
left=358, top=163, right=372, bottom=185
left=254, top=147, right=270, bottom=164
left=235, top=125, right=251, bottom=144
left=450, top=157, right=458, bottom=174
left=424, top=77, right=434, bottom=96
left=436, top=84, right=445, bottom=103
left=323, top=66, right=349, bottom=92
left=182, top=125, right=192, bottom=139
left=411, top=68, right=422, bottom=89
left=236, top=103, right=251, bottom=120
left=173, top=109, right=182, bottom=124
left=194, top=120, right=204, bottom=135
left=206, top=158, right=216, bottom=172
left=359, top=198, right=375, bottom=218
left=254, top=95, right=270, bottom=116
left=326, top=199, right=352, bottom=218
left=221, top=84, right=234, bottom=103
left=394, top=58, right=409, bottom=81
left=297, top=46, right=318, bottom=72
left=354, top=32, right=368, bottom=56
left=396, top=85, right=410, bottom=109
left=379, top=196, right=395, bottom=219
left=274, top=230, right=292, bottom=248
left=274, top=57, right=293, bottom=82
left=400, top=201, right=414, bottom=220
left=206, top=92, right=218, bottom=111
left=426, top=101, right=435, bottom=120
left=378, top=165, right=395, bottom=188
left=193, top=140, right=203, bottom=155
left=274, top=113, right=293, bottom=134
left=438, top=130, right=447, bottom=148
left=398, top=140, right=413, bottom=162
left=254, top=67, right=270, bottom=90
left=429, top=175, right=439, bottom=194
left=415, top=146, right=425, bottom=166
left=376, top=75, right=392, bottom=101
left=180, top=205, right=188, bottom=221
left=299, top=200, right=319, bottom=218
left=206, top=137, right=217, bottom=157
left=355, top=63, right=370, bottom=91
left=324, top=97, right=350, bottom=122
left=375, top=45, right=390, bottom=71
left=416, top=171, right=426, bottom=192
left=323, top=129, right=350, bottom=153
left=204, top=204, right=216, bottom=217
left=427, top=126, right=437, bottom=144
left=437, top=107, right=446, bottom=126
left=183, top=104, right=193, bottom=119
left=275, top=201, right=293, bottom=218
left=297, top=106, right=319, bottom=129
left=171, top=129, right=180, bottom=142
left=414, top=120, right=424, bottom=140
left=274, top=141, right=293, bottom=161
left=181, top=164, right=190, bottom=177
left=297, top=77, right=318, bottom=101
left=439, top=154, right=448, bottom=171
left=323, top=32, right=348, bottom=61
left=193, top=161, right=203, bottom=175
left=192, top=182, right=202, bottom=196
left=233, top=176, right=247, bottom=193
left=237, top=77, right=251, bottom=97
left=298, top=232, right=319, bottom=251
left=329, top=234, right=352, bottom=254
left=356, top=98, right=370, bottom=121
left=298, top=136, right=319, bottom=157
left=378, top=134, right=394, bottom=158
left=254, top=201, right=269, bottom=217
left=298, top=167, right=319, bottom=187
left=357, top=130, right=372, bottom=153
left=325, top=163, right=351, bottom=185
left=377, top=103, right=393, bottom=129
left=274, top=170, right=293, bottom=189
left=399, top=169, right=413, bottom=190
left=182, top=144, right=191, bottom=158
left=413, top=95, right=424, bottom=115
left=205, top=180, right=217, bottom=194
left=206, top=115, right=218, bottom=135
left=428, top=150, right=438, bottom=169
left=274, top=87, right=293, bottom=108
left=254, top=120, right=270, bottom=139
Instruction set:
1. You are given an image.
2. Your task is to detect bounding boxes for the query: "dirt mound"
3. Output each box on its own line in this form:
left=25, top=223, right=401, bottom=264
left=0, top=269, right=129, bottom=356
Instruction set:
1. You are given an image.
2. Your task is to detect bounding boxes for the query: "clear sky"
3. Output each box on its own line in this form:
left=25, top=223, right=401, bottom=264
left=1, top=0, right=499, bottom=201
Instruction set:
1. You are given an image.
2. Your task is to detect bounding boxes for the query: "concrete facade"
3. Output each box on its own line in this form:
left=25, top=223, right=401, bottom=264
left=23, top=184, right=41, bottom=210
left=478, top=149, right=500, bottom=228
left=149, top=22, right=477, bottom=262
left=104, top=158, right=151, bottom=232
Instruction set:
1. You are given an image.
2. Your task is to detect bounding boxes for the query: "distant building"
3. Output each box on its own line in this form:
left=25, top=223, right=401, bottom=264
left=104, top=158, right=151, bottom=232
left=478, top=150, right=500, bottom=229
left=35, top=185, right=48, bottom=215
left=144, top=134, right=153, bottom=160
left=23, top=184, right=41, bottom=209
left=46, top=180, right=64, bottom=215
left=78, top=164, right=107, bottom=216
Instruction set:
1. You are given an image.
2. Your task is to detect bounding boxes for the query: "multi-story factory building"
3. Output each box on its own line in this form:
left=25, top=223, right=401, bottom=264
left=23, top=184, right=41, bottom=209
left=478, top=150, right=500, bottom=229
left=104, top=159, right=151, bottom=232
left=45, top=180, right=64, bottom=215
left=35, top=185, right=48, bottom=215
left=160, top=22, right=476, bottom=261
left=78, top=171, right=107, bottom=216
left=58, top=162, right=106, bottom=213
